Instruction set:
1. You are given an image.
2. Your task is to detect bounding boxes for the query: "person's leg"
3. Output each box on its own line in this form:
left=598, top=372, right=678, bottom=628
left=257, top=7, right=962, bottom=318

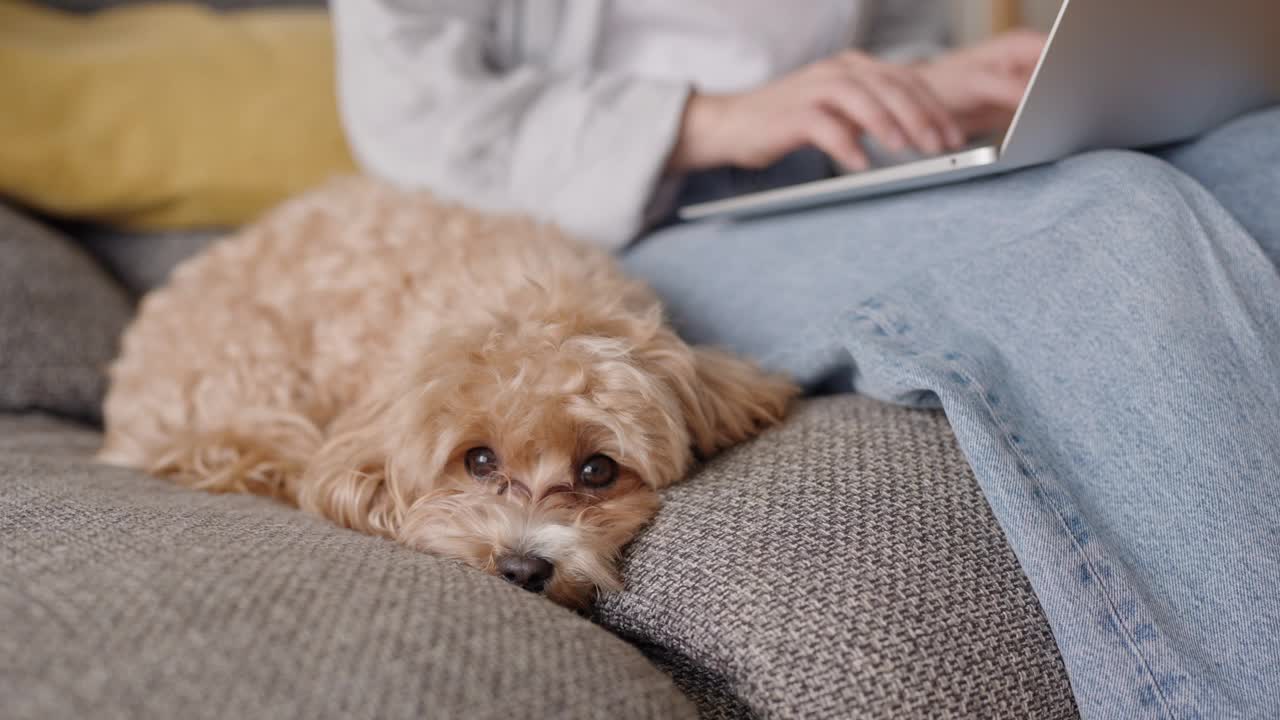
left=626, top=151, right=1280, bottom=720
left=1159, top=105, right=1280, bottom=268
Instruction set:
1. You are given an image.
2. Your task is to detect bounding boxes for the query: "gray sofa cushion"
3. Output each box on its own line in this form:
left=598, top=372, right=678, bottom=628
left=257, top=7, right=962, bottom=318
left=0, top=205, right=132, bottom=423
left=597, top=397, right=1079, bottom=719
left=0, top=414, right=695, bottom=720
left=73, top=225, right=220, bottom=298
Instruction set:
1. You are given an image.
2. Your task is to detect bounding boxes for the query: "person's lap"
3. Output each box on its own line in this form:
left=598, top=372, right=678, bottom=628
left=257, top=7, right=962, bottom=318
left=1158, top=107, right=1280, bottom=266
left=625, top=106, right=1280, bottom=720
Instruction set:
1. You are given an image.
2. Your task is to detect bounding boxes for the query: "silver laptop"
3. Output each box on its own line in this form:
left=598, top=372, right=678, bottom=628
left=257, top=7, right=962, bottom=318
left=679, top=0, right=1280, bottom=222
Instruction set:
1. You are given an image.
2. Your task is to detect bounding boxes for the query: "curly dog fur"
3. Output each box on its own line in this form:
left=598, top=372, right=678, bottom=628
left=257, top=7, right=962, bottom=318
left=100, top=177, right=796, bottom=607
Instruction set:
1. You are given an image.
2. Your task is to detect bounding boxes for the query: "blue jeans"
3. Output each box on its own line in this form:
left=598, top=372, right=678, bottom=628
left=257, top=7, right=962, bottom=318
left=625, top=107, right=1280, bottom=720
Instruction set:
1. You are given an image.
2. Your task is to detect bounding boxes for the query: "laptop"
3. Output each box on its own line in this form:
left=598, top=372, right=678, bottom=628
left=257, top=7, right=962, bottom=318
left=678, top=0, right=1280, bottom=222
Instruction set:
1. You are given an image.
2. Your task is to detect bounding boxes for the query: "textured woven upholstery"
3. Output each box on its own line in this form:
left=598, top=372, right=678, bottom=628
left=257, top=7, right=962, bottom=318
left=0, top=414, right=696, bottom=720
left=74, top=224, right=220, bottom=298
left=0, top=204, right=132, bottom=422
left=597, top=397, right=1079, bottom=719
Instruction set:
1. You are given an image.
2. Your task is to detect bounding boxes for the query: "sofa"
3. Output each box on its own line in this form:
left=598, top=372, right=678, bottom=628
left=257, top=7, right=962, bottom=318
left=0, top=197, right=1081, bottom=718
left=2, top=0, right=1084, bottom=712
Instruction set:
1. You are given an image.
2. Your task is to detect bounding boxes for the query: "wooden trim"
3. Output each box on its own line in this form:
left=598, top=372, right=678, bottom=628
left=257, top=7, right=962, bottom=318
left=991, top=0, right=1024, bottom=32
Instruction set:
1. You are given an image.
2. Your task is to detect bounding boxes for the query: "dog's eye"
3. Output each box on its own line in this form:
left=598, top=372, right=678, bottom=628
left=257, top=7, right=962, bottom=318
left=578, top=454, right=618, bottom=489
left=465, top=447, right=500, bottom=479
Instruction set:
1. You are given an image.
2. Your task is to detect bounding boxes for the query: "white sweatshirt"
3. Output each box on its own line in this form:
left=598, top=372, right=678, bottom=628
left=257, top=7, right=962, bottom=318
left=331, top=0, right=950, bottom=249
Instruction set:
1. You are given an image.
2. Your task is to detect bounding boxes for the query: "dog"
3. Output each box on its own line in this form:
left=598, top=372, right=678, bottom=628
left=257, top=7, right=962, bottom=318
left=100, top=177, right=796, bottom=608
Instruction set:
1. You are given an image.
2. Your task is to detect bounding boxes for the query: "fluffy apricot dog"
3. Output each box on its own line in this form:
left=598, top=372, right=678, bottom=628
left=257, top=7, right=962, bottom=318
left=100, top=178, right=796, bottom=608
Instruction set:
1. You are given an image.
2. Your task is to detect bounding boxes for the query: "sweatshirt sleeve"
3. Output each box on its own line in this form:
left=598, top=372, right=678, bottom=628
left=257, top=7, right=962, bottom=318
left=330, top=0, right=690, bottom=250
left=862, top=0, right=953, bottom=63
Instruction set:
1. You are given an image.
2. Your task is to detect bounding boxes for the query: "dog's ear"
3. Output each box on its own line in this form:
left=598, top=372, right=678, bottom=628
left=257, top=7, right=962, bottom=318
left=298, top=375, right=462, bottom=536
left=655, top=341, right=797, bottom=459
left=683, top=346, right=797, bottom=457
left=296, top=397, right=403, bottom=537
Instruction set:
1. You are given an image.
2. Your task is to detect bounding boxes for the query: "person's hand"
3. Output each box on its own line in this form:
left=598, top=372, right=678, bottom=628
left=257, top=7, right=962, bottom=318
left=667, top=50, right=967, bottom=174
left=914, top=30, right=1047, bottom=139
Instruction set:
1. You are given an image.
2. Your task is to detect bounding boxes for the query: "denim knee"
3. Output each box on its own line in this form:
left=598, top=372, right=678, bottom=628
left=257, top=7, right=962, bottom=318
left=1042, top=150, right=1229, bottom=259
left=1056, top=149, right=1192, bottom=207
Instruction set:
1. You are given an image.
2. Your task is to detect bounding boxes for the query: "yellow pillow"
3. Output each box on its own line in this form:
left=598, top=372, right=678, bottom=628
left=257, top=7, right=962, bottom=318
left=0, top=1, right=356, bottom=229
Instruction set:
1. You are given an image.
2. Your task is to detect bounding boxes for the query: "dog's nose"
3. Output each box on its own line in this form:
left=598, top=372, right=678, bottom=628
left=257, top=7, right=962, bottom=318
left=497, top=554, right=555, bottom=593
